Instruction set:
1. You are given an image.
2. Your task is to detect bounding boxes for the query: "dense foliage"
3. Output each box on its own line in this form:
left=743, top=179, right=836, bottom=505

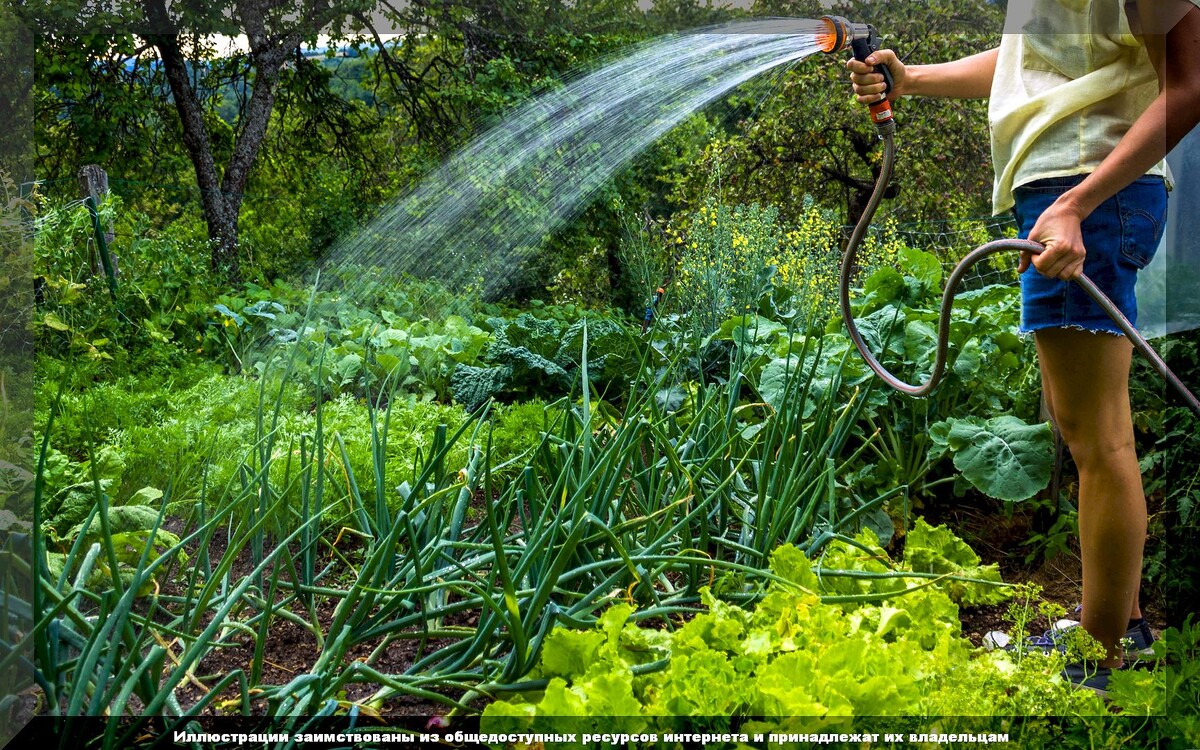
left=11, top=0, right=1200, bottom=744
left=484, top=537, right=1089, bottom=724
left=26, top=185, right=1200, bottom=743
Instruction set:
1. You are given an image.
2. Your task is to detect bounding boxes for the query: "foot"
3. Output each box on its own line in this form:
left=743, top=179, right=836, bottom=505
left=1062, top=662, right=1112, bottom=698
left=1010, top=613, right=1156, bottom=661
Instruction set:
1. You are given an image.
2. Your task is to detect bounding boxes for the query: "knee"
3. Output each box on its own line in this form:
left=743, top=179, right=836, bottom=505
left=1057, top=421, right=1136, bottom=468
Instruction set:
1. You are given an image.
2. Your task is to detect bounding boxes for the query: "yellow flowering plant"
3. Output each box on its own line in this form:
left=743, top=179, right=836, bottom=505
left=671, top=196, right=907, bottom=336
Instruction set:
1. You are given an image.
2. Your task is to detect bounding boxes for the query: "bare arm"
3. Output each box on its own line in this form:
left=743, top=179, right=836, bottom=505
left=906, top=48, right=1000, bottom=99
left=847, top=47, right=999, bottom=103
left=1023, top=1, right=1200, bottom=279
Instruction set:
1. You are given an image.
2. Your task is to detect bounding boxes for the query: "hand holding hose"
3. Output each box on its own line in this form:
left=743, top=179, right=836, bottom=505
left=846, top=49, right=907, bottom=104
left=1022, top=199, right=1088, bottom=280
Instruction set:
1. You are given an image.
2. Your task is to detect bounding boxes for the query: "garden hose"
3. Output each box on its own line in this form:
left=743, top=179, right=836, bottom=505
left=828, top=24, right=1200, bottom=419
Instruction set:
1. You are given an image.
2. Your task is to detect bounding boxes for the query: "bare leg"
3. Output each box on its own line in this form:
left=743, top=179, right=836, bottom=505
left=1038, top=355, right=1144, bottom=622
left=1034, top=328, right=1146, bottom=668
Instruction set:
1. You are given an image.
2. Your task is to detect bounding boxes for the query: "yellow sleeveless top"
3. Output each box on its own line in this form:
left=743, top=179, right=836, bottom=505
left=988, top=0, right=1171, bottom=214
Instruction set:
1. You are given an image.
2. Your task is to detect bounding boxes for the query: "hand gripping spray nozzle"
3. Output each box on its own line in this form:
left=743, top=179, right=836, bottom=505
left=819, top=15, right=895, bottom=132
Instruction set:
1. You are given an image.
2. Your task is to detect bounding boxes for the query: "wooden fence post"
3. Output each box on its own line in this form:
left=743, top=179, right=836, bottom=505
left=77, top=164, right=118, bottom=277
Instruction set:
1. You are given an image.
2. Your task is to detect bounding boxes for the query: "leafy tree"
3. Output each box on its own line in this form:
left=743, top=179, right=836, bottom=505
left=27, top=0, right=725, bottom=284
left=26, top=0, right=384, bottom=280
left=34, top=33, right=192, bottom=199
left=140, top=0, right=370, bottom=281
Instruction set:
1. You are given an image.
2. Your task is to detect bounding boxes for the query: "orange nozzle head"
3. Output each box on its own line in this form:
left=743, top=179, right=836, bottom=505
left=818, top=15, right=849, bottom=53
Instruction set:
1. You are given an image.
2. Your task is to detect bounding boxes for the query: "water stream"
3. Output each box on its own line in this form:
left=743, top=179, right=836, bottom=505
left=322, top=19, right=828, bottom=307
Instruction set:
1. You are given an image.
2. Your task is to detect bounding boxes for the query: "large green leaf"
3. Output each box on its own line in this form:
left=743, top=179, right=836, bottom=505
left=857, top=266, right=906, bottom=315
left=898, top=247, right=944, bottom=290
left=902, top=518, right=1009, bottom=605
left=71, top=504, right=160, bottom=540
left=539, top=628, right=606, bottom=680
left=491, top=313, right=562, bottom=359
left=554, top=317, right=637, bottom=384
left=768, top=544, right=820, bottom=592
left=757, top=356, right=800, bottom=413
left=450, top=363, right=513, bottom=410
left=934, top=416, right=1053, bottom=502
left=712, top=314, right=786, bottom=348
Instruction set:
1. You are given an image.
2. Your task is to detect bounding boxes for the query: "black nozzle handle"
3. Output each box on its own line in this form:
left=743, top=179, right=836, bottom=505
left=850, top=35, right=893, bottom=96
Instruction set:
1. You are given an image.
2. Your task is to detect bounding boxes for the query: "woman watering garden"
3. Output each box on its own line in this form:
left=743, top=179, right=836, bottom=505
left=847, top=0, right=1200, bottom=692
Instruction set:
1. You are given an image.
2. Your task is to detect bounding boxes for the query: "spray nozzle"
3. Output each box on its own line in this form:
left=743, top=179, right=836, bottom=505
left=820, top=15, right=895, bottom=129
left=818, top=15, right=875, bottom=54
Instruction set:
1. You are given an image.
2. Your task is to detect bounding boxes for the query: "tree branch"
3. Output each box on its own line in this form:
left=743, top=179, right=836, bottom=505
left=143, top=0, right=228, bottom=222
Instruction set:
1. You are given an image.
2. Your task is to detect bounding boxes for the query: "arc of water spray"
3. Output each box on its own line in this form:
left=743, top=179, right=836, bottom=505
left=320, top=20, right=829, bottom=309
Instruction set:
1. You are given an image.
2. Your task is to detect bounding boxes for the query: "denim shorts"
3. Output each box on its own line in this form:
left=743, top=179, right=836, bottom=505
left=1013, top=175, right=1167, bottom=336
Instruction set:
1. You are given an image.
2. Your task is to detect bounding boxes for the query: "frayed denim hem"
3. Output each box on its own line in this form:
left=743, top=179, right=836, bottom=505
left=1017, top=323, right=1128, bottom=339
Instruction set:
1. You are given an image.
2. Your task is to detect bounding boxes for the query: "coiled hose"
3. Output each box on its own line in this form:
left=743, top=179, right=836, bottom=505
left=840, top=125, right=1200, bottom=419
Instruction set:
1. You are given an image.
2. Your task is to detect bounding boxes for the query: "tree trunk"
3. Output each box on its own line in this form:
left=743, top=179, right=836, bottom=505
left=207, top=203, right=242, bottom=279
left=143, top=0, right=314, bottom=283
left=145, top=0, right=243, bottom=281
